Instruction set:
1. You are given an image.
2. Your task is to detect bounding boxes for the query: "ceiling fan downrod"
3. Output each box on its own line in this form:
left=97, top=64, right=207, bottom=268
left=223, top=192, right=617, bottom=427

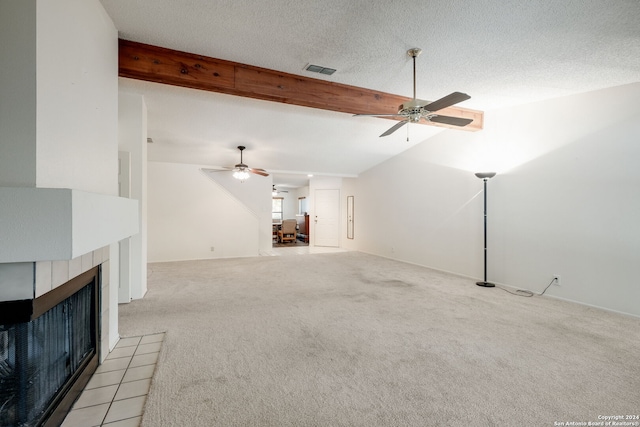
left=237, top=145, right=245, bottom=164
left=407, top=48, right=422, bottom=100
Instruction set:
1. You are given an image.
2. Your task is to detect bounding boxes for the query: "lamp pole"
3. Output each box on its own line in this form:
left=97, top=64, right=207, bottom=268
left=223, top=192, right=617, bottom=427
left=475, top=172, right=496, bottom=287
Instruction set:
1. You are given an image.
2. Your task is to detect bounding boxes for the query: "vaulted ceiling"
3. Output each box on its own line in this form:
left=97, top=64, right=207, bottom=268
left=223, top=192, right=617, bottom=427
left=100, top=0, right=640, bottom=188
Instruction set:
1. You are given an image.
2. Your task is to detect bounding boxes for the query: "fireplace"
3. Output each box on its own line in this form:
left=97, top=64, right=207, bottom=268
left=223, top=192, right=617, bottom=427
left=0, top=266, right=100, bottom=427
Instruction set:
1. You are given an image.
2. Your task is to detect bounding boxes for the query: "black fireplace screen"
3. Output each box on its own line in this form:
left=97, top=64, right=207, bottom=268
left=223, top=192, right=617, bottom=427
left=0, top=279, right=97, bottom=427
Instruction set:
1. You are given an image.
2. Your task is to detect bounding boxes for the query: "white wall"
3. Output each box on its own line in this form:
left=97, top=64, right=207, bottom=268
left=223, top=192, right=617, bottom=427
left=203, top=168, right=272, bottom=252
left=0, top=1, right=37, bottom=187
left=355, top=83, right=640, bottom=317
left=118, top=92, right=148, bottom=299
left=147, top=162, right=270, bottom=262
left=0, top=1, right=134, bottom=264
left=35, top=0, right=119, bottom=194
left=491, top=113, right=640, bottom=316
left=1, top=0, right=118, bottom=193
left=357, top=161, right=481, bottom=276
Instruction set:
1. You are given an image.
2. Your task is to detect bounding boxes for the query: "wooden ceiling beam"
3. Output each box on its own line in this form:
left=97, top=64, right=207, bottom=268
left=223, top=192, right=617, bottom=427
left=118, top=39, right=483, bottom=131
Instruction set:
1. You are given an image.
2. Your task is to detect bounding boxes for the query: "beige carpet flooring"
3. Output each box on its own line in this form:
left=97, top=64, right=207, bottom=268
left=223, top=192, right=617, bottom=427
left=118, top=252, right=640, bottom=426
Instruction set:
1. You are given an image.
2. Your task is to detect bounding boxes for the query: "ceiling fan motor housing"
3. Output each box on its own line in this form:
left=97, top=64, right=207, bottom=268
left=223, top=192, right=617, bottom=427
left=399, top=99, right=432, bottom=122
left=400, top=99, right=430, bottom=110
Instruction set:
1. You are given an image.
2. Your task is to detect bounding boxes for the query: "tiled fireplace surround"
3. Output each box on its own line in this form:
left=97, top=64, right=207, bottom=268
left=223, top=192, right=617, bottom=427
left=0, top=246, right=114, bottom=425
left=0, top=246, right=113, bottom=363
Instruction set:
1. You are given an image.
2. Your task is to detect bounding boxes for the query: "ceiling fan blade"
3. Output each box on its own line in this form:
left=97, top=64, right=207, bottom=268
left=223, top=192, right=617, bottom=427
left=380, top=120, right=409, bottom=137
left=250, top=168, right=269, bottom=177
left=424, top=92, right=471, bottom=112
left=353, top=113, right=405, bottom=117
left=201, top=167, right=232, bottom=173
left=428, top=115, right=473, bottom=127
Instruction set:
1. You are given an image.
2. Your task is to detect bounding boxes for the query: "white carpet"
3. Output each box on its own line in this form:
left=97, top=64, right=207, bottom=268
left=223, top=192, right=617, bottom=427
left=118, top=252, right=640, bottom=426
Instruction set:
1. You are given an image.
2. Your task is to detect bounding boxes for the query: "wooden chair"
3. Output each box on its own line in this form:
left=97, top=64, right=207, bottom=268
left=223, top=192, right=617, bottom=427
left=278, top=219, right=297, bottom=243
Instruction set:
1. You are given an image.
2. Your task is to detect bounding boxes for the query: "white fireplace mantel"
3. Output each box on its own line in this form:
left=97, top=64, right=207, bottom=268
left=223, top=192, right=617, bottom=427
left=0, top=187, right=139, bottom=263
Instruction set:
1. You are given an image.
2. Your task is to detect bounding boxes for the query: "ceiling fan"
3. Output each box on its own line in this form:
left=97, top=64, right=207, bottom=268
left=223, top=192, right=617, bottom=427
left=272, top=185, right=289, bottom=196
left=355, top=48, right=473, bottom=136
left=202, top=145, right=268, bottom=181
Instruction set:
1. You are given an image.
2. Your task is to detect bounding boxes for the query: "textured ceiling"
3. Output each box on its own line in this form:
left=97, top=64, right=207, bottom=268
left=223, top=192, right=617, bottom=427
left=101, top=0, right=640, bottom=187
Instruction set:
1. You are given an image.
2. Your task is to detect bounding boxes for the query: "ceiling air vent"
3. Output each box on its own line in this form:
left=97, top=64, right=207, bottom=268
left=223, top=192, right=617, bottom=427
left=305, top=64, right=336, bottom=75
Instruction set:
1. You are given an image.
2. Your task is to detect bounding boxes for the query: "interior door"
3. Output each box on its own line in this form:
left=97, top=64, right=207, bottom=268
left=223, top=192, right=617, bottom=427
left=314, top=189, right=340, bottom=247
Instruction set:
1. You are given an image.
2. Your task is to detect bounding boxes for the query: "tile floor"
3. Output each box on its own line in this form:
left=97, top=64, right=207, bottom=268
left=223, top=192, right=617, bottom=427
left=260, top=245, right=349, bottom=257
left=61, top=333, right=165, bottom=427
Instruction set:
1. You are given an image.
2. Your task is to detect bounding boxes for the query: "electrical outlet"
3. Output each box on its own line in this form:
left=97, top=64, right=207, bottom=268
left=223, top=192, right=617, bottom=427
left=553, top=275, right=561, bottom=286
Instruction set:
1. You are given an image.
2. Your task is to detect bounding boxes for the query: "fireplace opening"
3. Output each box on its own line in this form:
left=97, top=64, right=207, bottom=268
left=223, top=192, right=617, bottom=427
left=0, top=266, right=100, bottom=427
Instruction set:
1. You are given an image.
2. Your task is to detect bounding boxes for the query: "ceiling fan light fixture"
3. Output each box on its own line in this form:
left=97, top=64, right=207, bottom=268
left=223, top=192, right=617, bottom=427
left=233, top=168, right=250, bottom=181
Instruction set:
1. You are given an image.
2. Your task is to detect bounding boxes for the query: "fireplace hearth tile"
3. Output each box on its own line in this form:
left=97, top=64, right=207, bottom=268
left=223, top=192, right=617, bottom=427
left=129, top=352, right=159, bottom=368
left=60, top=402, right=110, bottom=427
left=85, top=369, right=127, bottom=389
left=96, top=356, right=132, bottom=373
left=103, top=395, right=146, bottom=424
left=73, top=384, right=119, bottom=409
left=108, top=346, right=137, bottom=359
left=134, top=341, right=162, bottom=355
left=63, top=333, right=164, bottom=426
left=122, top=364, right=156, bottom=383
left=140, top=332, right=165, bottom=344
left=117, top=336, right=142, bottom=348
left=103, top=416, right=142, bottom=426
left=114, top=378, right=152, bottom=401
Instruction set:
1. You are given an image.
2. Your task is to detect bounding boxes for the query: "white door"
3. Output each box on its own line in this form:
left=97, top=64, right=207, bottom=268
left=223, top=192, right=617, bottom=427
left=314, top=189, right=340, bottom=247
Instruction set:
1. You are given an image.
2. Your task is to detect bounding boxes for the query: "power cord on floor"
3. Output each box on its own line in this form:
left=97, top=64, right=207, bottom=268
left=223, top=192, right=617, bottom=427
left=537, top=277, right=557, bottom=296
left=496, top=277, right=556, bottom=298
left=496, top=287, right=534, bottom=297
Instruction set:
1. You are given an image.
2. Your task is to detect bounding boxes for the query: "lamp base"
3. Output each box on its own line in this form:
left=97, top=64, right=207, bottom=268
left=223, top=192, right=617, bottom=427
left=476, top=281, right=495, bottom=288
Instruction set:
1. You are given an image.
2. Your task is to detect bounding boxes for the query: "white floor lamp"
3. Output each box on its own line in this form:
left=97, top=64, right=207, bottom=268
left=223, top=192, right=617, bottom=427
left=475, top=172, right=496, bottom=287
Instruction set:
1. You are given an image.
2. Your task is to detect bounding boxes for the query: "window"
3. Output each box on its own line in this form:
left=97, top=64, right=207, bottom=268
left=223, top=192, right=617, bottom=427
left=272, top=197, right=283, bottom=222
left=298, top=197, right=308, bottom=215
